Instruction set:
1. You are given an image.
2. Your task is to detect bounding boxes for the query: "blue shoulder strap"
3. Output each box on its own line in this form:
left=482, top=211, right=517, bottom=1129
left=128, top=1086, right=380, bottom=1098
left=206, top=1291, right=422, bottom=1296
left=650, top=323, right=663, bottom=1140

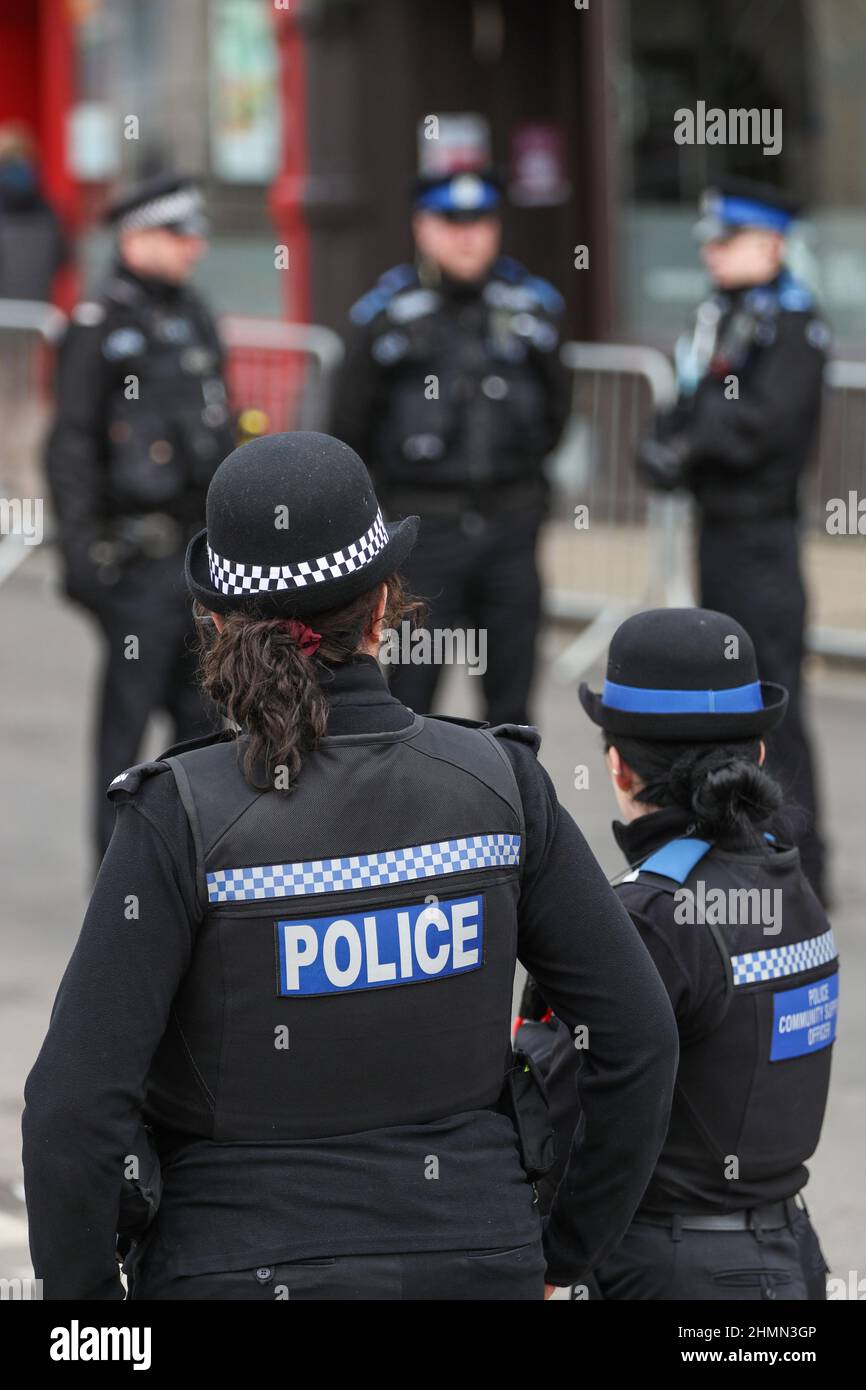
left=349, top=264, right=417, bottom=324
left=640, top=836, right=712, bottom=884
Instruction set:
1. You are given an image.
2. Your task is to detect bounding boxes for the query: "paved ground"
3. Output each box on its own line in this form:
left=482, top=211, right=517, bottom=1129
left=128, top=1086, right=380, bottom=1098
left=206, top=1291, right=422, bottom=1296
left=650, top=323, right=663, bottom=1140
left=2, top=546, right=865, bottom=1288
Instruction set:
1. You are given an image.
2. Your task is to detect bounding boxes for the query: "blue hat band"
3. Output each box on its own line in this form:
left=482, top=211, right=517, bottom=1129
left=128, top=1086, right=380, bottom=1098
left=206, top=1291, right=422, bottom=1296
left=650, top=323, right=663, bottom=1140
left=602, top=679, right=764, bottom=715
left=415, top=180, right=500, bottom=214
left=715, top=195, right=792, bottom=235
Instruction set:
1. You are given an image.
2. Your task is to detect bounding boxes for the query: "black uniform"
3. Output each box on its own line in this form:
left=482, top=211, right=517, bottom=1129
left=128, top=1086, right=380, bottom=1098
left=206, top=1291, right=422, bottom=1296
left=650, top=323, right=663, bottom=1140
left=522, top=807, right=837, bottom=1300
left=45, top=262, right=234, bottom=856
left=647, top=272, right=829, bottom=897
left=22, top=656, right=678, bottom=1300
left=331, top=259, right=570, bottom=724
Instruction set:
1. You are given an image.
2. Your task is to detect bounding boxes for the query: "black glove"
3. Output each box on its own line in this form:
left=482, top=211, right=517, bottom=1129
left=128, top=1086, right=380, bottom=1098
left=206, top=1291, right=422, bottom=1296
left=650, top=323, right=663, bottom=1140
left=635, top=435, right=691, bottom=492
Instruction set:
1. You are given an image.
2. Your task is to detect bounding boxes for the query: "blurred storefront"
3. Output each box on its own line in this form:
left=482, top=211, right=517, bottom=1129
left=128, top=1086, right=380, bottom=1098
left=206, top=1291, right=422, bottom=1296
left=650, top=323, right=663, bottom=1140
left=0, top=0, right=865, bottom=350
left=618, top=0, right=866, bottom=353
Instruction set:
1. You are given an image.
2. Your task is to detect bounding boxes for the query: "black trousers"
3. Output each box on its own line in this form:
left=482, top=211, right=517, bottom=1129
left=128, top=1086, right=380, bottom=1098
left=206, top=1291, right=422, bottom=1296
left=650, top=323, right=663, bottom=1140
left=90, top=552, right=214, bottom=859
left=698, top=516, right=825, bottom=899
left=593, top=1202, right=828, bottom=1301
left=127, top=1237, right=546, bottom=1301
left=388, top=508, right=544, bottom=726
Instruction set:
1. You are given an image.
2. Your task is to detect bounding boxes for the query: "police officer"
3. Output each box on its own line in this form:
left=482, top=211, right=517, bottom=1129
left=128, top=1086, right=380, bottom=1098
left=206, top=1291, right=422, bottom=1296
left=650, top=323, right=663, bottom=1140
left=519, top=607, right=837, bottom=1300
left=637, top=176, right=829, bottom=901
left=45, top=173, right=234, bottom=859
left=23, top=432, right=678, bottom=1301
left=331, top=167, right=570, bottom=726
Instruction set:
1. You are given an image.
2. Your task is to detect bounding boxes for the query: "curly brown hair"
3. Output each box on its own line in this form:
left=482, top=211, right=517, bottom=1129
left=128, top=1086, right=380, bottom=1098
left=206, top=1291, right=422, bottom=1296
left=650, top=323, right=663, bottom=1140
left=196, top=575, right=424, bottom=791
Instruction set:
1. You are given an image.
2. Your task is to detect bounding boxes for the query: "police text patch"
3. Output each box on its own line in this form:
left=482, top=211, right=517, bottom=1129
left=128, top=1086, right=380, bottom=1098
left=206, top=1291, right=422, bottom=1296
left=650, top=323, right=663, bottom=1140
left=276, top=895, right=484, bottom=997
left=770, top=973, right=839, bottom=1061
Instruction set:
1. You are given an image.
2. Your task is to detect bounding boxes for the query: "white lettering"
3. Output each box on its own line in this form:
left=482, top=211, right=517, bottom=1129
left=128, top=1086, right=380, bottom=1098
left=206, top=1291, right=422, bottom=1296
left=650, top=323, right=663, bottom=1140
left=323, top=920, right=363, bottom=987
left=414, top=906, right=450, bottom=974
left=281, top=924, right=318, bottom=990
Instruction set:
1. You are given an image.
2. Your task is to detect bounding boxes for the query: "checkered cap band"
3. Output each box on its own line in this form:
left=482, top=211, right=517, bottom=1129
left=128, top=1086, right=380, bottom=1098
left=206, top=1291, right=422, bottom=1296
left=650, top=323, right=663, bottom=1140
left=207, top=832, right=521, bottom=904
left=731, top=928, right=838, bottom=987
left=117, top=187, right=204, bottom=232
left=207, top=509, right=390, bottom=596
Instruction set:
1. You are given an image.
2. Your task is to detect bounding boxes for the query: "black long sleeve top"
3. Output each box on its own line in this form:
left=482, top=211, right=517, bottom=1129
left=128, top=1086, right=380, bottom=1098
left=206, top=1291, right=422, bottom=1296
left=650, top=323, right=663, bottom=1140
left=22, top=657, right=677, bottom=1297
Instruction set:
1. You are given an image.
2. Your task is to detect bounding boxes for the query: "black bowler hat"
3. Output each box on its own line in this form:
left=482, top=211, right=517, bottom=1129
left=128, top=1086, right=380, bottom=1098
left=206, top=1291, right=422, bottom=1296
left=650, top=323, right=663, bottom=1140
left=106, top=172, right=209, bottom=236
left=186, top=432, right=419, bottom=618
left=579, top=608, right=788, bottom=740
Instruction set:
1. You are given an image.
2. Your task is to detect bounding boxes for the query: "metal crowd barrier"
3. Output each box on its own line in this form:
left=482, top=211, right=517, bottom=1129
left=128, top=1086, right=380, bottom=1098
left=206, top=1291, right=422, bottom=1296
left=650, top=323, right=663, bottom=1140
left=807, top=362, right=866, bottom=660
left=0, top=298, right=863, bottom=665
left=547, top=342, right=688, bottom=681
left=220, top=316, right=344, bottom=435
left=549, top=342, right=866, bottom=675
left=0, top=305, right=344, bottom=588
left=0, top=300, right=65, bottom=587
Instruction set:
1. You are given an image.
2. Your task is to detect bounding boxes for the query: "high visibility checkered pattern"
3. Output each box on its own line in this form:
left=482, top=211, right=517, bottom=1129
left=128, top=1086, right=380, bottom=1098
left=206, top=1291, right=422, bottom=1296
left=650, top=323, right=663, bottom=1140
left=731, top=928, right=838, bottom=987
left=208, top=510, right=389, bottom=596
left=118, top=187, right=204, bottom=232
left=207, top=832, right=522, bottom=904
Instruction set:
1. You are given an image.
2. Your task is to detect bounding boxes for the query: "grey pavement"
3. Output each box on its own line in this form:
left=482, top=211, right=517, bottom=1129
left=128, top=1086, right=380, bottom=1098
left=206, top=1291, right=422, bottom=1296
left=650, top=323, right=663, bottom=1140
left=2, top=545, right=865, bottom=1288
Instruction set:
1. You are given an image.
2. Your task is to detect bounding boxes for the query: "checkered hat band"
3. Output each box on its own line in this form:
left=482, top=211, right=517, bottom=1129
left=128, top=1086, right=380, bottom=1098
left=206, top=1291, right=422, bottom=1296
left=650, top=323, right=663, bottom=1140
left=731, top=928, right=838, bottom=987
left=118, top=187, right=203, bottom=232
left=207, top=510, right=390, bottom=597
left=206, top=832, right=522, bottom=904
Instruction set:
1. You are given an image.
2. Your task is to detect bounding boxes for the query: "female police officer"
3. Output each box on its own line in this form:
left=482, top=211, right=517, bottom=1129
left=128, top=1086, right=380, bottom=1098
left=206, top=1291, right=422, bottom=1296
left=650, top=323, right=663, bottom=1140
left=23, top=432, right=677, bottom=1301
left=521, top=606, right=837, bottom=1300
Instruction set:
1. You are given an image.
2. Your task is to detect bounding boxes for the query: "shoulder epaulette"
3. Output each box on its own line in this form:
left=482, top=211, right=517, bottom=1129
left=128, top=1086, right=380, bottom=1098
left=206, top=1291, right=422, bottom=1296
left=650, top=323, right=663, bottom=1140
left=635, top=836, right=712, bottom=886
left=777, top=273, right=815, bottom=313
left=106, top=760, right=169, bottom=799
left=70, top=301, right=106, bottom=327
left=489, top=722, right=542, bottom=756
left=349, top=264, right=417, bottom=324
left=492, top=257, right=564, bottom=315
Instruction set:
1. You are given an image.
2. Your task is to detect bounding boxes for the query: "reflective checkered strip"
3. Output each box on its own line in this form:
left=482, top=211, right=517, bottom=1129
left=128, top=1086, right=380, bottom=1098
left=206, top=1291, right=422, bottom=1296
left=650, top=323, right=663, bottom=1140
left=731, top=928, right=838, bottom=987
left=118, top=187, right=204, bottom=232
left=206, top=832, right=521, bottom=904
left=208, top=510, right=389, bottom=596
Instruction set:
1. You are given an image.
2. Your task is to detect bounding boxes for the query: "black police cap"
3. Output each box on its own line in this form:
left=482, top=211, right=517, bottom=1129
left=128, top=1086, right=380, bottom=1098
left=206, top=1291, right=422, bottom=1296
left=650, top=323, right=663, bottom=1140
left=106, top=173, right=208, bottom=236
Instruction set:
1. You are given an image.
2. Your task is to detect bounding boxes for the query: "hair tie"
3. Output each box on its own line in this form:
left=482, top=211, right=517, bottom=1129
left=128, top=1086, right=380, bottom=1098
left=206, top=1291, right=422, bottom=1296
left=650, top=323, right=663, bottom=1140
left=278, top=618, right=323, bottom=657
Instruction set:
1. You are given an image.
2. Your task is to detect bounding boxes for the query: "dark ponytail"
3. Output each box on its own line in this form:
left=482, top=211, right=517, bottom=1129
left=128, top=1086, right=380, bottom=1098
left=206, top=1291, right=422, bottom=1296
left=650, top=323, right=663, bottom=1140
left=603, top=734, right=783, bottom=847
left=197, top=574, right=423, bottom=791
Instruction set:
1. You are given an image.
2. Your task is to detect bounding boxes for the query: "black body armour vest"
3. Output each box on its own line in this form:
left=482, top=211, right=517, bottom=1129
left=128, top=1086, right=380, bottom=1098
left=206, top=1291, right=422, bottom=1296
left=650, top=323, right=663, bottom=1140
left=145, top=716, right=524, bottom=1142
left=633, top=836, right=839, bottom=1210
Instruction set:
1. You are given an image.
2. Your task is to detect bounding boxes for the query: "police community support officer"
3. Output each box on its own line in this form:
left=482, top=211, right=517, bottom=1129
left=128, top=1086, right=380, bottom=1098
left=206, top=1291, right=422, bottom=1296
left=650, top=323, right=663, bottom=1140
left=45, top=173, right=234, bottom=859
left=518, top=608, right=837, bottom=1300
left=331, top=168, right=570, bottom=726
left=23, top=432, right=678, bottom=1301
left=637, top=176, right=830, bottom=903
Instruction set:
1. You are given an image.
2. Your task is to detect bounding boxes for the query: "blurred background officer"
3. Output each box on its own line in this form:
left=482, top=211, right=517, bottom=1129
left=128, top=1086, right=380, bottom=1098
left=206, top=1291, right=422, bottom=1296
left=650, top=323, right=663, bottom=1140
left=0, top=122, right=67, bottom=302
left=519, top=608, right=837, bottom=1300
left=45, top=173, right=234, bottom=860
left=331, top=125, right=569, bottom=725
left=637, top=177, right=829, bottom=902
left=23, top=433, right=677, bottom=1302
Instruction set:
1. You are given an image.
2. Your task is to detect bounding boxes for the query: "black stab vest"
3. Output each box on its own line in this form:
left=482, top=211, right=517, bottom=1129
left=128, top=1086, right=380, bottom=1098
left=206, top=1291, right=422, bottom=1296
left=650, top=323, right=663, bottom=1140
left=634, top=837, right=839, bottom=1210
left=144, top=716, right=525, bottom=1141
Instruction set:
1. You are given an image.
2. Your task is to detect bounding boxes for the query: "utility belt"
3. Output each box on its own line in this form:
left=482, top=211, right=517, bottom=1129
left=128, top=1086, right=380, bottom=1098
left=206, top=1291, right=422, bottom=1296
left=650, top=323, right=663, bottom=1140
left=109, top=512, right=186, bottom=559
left=88, top=512, right=188, bottom=586
left=634, top=1194, right=807, bottom=1235
left=384, top=477, right=547, bottom=525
